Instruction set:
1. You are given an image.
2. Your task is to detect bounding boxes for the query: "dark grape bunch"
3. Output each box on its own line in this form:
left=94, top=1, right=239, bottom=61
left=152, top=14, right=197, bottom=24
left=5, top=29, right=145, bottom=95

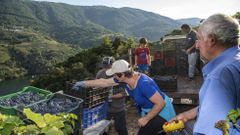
left=22, top=97, right=78, bottom=114
left=0, top=92, right=44, bottom=107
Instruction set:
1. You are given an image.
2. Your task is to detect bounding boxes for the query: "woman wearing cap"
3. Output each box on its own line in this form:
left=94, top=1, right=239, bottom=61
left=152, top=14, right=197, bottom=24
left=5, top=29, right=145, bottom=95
left=73, top=59, right=176, bottom=135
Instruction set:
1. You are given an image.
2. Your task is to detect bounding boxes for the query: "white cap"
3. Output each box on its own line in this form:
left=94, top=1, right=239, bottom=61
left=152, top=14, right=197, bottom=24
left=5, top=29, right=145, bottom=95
left=106, top=59, right=131, bottom=76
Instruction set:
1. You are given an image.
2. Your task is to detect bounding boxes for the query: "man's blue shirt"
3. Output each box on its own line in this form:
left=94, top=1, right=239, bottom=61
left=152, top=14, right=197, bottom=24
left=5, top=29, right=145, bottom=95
left=194, top=46, right=240, bottom=135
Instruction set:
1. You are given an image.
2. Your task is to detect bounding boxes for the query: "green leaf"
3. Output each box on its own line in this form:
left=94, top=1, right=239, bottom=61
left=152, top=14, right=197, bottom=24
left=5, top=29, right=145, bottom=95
left=68, top=114, right=78, bottom=120
left=14, top=125, right=41, bottom=135
left=41, top=126, right=64, bottom=135
left=62, top=124, right=74, bottom=135
left=50, top=121, right=65, bottom=129
left=0, top=113, right=7, bottom=121
left=1, top=123, right=14, bottom=135
left=4, top=115, right=24, bottom=126
left=23, top=108, right=46, bottom=128
left=25, top=125, right=41, bottom=134
left=43, top=113, right=65, bottom=128
left=0, top=114, right=24, bottom=135
left=70, top=120, right=75, bottom=128
left=44, top=113, right=61, bottom=125
left=13, top=125, right=27, bottom=134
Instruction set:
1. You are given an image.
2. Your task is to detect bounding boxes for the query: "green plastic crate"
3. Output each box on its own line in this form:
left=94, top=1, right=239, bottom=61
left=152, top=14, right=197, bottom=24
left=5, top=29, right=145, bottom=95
left=21, top=86, right=52, bottom=97
left=0, top=86, right=52, bottom=115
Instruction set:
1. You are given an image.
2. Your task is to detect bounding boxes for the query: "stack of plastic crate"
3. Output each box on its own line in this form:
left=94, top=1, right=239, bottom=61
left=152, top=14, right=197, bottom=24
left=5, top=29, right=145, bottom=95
left=65, top=82, right=109, bottom=129
left=82, top=101, right=107, bottom=129
left=175, top=38, right=189, bottom=75
left=65, top=82, right=109, bottom=108
left=150, top=43, right=177, bottom=76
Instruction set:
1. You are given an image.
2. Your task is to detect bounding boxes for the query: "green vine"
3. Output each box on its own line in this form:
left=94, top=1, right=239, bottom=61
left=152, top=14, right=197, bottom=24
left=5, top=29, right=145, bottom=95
left=0, top=108, right=78, bottom=135
left=215, top=108, right=240, bottom=135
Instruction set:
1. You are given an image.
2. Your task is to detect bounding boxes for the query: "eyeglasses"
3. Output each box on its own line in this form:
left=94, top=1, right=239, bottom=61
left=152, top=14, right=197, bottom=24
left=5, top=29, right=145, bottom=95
left=114, top=73, right=123, bottom=78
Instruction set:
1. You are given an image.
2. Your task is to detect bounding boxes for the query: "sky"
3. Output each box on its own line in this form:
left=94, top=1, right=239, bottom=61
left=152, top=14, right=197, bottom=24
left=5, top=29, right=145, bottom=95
left=34, top=0, right=239, bottom=19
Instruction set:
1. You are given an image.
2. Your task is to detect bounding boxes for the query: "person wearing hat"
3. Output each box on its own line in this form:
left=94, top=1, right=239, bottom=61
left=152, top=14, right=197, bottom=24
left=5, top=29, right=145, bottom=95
left=73, top=59, right=176, bottom=135
left=96, top=56, right=128, bottom=135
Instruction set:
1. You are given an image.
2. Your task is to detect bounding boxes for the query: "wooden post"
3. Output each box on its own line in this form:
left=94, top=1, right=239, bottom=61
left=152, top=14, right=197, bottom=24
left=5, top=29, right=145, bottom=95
left=128, top=48, right=133, bottom=66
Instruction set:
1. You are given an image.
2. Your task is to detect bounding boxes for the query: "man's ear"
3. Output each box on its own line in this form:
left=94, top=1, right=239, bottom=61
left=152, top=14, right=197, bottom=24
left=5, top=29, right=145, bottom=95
left=208, top=34, right=217, bottom=47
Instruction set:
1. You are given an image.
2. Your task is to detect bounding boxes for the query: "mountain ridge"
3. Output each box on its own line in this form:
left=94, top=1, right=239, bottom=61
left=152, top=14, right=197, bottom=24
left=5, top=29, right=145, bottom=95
left=177, top=17, right=202, bottom=27
left=0, top=0, right=182, bottom=48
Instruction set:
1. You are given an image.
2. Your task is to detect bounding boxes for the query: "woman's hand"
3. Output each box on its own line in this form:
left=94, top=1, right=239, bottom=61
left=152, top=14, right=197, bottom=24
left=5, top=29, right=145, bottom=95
left=138, top=116, right=149, bottom=127
left=137, top=92, right=165, bottom=127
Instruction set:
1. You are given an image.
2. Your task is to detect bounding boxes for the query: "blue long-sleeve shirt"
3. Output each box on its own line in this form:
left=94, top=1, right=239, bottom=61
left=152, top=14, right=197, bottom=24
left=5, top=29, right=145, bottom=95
left=194, top=46, right=240, bottom=135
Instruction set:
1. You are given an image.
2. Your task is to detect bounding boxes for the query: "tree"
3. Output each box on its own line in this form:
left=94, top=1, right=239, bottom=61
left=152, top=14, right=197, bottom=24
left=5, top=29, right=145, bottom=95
left=126, top=37, right=136, bottom=48
left=102, top=36, right=112, bottom=48
left=112, top=37, right=122, bottom=50
left=233, top=12, right=240, bottom=19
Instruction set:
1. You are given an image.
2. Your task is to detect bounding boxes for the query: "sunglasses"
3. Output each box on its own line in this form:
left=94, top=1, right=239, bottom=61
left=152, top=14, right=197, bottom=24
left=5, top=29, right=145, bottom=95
left=114, top=73, right=123, bottom=78
left=103, top=57, right=114, bottom=65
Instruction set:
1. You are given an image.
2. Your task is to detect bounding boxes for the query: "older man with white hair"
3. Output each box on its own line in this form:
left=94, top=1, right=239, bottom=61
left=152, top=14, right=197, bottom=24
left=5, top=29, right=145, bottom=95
left=172, top=13, right=240, bottom=135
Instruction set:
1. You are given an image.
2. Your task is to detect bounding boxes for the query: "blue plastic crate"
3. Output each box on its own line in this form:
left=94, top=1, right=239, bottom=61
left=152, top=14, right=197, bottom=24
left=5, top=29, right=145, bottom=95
left=82, top=102, right=107, bottom=129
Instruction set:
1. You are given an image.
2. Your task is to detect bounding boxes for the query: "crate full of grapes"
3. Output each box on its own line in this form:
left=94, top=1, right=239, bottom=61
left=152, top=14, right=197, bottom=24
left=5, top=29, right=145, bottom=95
left=16, top=92, right=83, bottom=133
left=0, top=86, right=52, bottom=115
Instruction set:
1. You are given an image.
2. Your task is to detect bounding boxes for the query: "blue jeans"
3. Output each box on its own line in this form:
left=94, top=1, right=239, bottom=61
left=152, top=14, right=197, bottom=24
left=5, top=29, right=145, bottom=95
left=137, top=64, right=149, bottom=73
left=107, top=111, right=128, bottom=135
left=188, top=52, right=197, bottom=78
